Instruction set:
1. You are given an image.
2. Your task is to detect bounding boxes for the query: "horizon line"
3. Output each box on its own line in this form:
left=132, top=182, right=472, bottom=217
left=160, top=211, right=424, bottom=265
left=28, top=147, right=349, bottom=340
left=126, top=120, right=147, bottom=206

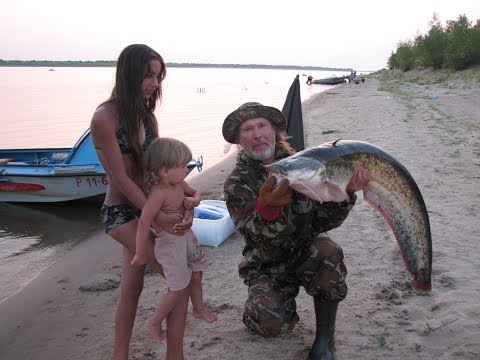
left=0, top=59, right=372, bottom=72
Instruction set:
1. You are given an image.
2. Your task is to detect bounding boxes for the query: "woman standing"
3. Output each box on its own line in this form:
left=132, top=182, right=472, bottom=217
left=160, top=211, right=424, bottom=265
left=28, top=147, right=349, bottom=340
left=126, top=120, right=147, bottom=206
left=90, top=44, right=191, bottom=360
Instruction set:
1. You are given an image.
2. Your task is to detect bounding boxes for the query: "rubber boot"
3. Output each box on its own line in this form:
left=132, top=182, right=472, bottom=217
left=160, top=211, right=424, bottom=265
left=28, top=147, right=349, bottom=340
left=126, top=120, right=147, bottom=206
left=307, top=298, right=338, bottom=360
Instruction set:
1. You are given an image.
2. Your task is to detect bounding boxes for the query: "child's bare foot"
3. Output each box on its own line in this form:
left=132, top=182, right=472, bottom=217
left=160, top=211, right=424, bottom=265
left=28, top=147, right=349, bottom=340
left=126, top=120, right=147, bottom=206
left=145, top=318, right=166, bottom=341
left=192, top=308, right=218, bottom=323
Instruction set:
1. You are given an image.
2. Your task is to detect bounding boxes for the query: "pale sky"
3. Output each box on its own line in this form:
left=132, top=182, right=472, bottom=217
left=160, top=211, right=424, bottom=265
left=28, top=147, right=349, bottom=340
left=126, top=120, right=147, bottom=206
left=1, top=0, right=479, bottom=71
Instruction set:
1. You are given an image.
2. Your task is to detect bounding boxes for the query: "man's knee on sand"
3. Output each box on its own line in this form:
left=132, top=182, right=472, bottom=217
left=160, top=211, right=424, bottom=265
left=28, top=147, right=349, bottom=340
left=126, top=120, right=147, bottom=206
left=242, top=296, right=299, bottom=337
left=311, top=235, right=345, bottom=263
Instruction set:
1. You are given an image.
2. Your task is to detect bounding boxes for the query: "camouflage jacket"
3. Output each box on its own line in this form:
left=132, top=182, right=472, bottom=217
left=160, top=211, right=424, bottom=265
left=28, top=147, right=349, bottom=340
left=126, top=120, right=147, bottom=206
left=224, top=149, right=356, bottom=274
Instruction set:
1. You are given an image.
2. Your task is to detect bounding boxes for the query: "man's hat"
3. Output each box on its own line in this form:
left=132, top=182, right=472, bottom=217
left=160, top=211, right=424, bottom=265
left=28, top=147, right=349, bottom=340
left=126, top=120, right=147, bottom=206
left=222, top=102, right=287, bottom=144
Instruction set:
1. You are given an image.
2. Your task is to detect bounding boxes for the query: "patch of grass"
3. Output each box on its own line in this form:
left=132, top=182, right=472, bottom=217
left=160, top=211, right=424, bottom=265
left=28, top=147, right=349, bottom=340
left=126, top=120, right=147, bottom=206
left=405, top=76, right=424, bottom=84
left=472, top=142, right=480, bottom=157
left=466, top=203, right=480, bottom=215
left=404, top=101, right=418, bottom=122
left=466, top=122, right=480, bottom=131
left=424, top=322, right=433, bottom=334
left=377, top=82, right=418, bottom=122
left=461, top=72, right=480, bottom=83
left=427, top=102, right=438, bottom=112
left=450, top=149, right=462, bottom=158
left=449, top=137, right=463, bottom=146
left=378, top=84, right=411, bottom=97
left=377, top=328, right=390, bottom=347
left=375, top=68, right=478, bottom=133
left=374, top=67, right=480, bottom=87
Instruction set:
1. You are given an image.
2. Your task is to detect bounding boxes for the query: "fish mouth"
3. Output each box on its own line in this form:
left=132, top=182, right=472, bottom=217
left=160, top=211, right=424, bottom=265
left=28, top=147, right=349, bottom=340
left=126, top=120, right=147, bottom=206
left=266, top=158, right=322, bottom=182
left=267, top=169, right=288, bottom=185
left=265, top=163, right=287, bottom=177
left=267, top=167, right=286, bottom=177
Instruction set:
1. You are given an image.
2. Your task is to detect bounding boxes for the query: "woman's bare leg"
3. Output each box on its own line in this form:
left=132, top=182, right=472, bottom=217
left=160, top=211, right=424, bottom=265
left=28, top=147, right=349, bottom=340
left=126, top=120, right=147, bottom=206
left=165, top=289, right=189, bottom=360
left=109, top=219, right=190, bottom=358
left=108, top=219, right=162, bottom=359
left=113, top=245, right=145, bottom=360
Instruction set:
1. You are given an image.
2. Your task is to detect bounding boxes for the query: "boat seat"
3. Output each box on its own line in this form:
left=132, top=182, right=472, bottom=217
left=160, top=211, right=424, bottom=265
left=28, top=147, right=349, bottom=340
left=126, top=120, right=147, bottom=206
left=51, top=152, right=69, bottom=164
left=52, top=152, right=68, bottom=161
left=0, top=158, right=15, bottom=165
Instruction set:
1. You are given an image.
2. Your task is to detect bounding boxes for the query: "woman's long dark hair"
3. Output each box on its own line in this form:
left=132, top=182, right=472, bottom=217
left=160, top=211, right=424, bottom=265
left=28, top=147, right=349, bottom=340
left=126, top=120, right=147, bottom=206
left=107, top=44, right=166, bottom=175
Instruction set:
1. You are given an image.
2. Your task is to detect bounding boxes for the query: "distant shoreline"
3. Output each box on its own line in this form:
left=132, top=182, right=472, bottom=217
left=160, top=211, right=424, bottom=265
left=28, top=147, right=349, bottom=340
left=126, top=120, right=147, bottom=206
left=0, top=60, right=355, bottom=72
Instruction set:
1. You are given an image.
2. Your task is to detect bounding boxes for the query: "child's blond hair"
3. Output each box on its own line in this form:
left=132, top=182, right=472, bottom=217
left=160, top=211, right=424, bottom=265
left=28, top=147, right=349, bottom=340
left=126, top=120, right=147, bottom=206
left=144, top=137, right=192, bottom=192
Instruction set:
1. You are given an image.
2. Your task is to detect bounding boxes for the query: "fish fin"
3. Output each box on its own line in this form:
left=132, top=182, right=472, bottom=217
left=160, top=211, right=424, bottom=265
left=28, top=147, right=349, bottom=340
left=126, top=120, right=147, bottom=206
left=295, top=180, right=349, bottom=203
left=327, top=186, right=350, bottom=202
left=363, top=185, right=401, bottom=240
left=362, top=187, right=381, bottom=210
left=332, top=138, right=342, bottom=146
left=296, top=179, right=323, bottom=202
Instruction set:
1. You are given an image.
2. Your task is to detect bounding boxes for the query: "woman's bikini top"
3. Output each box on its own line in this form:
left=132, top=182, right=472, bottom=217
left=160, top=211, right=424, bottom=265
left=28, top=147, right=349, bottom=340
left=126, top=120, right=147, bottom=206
left=115, top=125, right=155, bottom=154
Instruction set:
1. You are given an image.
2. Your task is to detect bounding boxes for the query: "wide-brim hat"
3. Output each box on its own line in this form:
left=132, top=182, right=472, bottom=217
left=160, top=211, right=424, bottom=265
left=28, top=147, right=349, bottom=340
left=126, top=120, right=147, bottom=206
left=222, top=102, right=287, bottom=144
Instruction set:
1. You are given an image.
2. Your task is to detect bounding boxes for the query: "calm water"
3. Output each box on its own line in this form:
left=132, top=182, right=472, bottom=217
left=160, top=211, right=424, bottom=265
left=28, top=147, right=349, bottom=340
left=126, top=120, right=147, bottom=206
left=0, top=66, right=348, bottom=303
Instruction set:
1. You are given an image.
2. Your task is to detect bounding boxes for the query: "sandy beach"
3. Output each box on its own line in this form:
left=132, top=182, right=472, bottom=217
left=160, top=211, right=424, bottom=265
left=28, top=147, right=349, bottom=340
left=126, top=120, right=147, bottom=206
left=1, top=68, right=479, bottom=360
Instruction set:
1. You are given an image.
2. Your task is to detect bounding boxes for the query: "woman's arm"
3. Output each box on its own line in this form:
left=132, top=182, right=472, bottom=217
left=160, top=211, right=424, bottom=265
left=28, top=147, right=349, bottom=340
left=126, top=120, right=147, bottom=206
left=131, top=190, right=165, bottom=266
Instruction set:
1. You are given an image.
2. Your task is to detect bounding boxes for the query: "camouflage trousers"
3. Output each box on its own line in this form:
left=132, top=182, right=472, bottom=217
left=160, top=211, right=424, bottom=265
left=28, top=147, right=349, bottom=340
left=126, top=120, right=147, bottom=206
left=241, top=234, right=347, bottom=338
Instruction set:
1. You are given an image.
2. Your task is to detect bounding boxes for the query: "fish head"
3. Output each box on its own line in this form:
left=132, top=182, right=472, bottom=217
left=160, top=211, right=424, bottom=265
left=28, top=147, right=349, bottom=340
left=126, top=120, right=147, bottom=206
left=266, top=156, right=329, bottom=201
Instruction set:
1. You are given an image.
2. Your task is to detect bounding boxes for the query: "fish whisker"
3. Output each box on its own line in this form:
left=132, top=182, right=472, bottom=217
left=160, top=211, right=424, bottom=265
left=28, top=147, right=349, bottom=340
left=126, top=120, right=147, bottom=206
left=296, top=178, right=323, bottom=203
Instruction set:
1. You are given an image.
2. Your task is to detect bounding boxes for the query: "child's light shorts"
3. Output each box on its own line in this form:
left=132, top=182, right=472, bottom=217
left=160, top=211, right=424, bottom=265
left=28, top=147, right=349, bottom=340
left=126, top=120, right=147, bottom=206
left=153, top=229, right=208, bottom=291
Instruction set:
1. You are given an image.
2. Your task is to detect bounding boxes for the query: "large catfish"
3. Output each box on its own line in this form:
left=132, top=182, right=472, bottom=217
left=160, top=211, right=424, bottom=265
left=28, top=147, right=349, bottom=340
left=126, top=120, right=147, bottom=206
left=265, top=139, right=432, bottom=292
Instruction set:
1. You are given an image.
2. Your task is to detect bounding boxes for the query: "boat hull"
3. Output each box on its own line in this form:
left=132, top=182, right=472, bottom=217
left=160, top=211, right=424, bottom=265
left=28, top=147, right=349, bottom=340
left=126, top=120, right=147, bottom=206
left=0, top=128, right=203, bottom=203
left=311, top=78, right=346, bottom=85
left=0, top=128, right=108, bottom=203
left=0, top=174, right=107, bottom=202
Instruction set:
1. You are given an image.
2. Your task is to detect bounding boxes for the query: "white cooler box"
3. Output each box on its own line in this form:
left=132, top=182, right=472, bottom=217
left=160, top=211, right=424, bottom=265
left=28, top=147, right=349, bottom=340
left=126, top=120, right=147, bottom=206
left=192, top=200, right=236, bottom=247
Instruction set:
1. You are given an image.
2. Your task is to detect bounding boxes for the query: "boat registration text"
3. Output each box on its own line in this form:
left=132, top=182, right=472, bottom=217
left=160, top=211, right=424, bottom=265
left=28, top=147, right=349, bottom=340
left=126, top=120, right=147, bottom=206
left=75, top=176, right=108, bottom=187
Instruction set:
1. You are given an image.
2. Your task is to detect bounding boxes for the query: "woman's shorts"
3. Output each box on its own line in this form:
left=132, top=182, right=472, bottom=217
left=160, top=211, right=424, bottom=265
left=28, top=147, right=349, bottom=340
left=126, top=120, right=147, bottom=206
left=100, top=204, right=141, bottom=232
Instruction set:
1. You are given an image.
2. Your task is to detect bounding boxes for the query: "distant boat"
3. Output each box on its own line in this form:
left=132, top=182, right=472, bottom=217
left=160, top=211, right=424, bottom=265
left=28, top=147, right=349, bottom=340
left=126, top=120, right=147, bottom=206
left=352, top=76, right=365, bottom=84
left=49, top=68, right=55, bottom=71
left=345, top=70, right=365, bottom=84
left=0, top=128, right=203, bottom=203
left=308, top=76, right=346, bottom=85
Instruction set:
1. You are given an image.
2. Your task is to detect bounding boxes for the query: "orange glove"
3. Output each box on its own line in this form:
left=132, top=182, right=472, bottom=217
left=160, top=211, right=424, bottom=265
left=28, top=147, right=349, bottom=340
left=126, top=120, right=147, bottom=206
left=256, top=176, right=291, bottom=220
left=259, top=176, right=292, bottom=206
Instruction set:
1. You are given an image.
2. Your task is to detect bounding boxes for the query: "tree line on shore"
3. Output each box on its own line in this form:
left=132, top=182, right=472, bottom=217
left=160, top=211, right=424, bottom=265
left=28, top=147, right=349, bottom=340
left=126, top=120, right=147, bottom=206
left=388, top=14, right=480, bottom=72
left=0, top=60, right=350, bottom=72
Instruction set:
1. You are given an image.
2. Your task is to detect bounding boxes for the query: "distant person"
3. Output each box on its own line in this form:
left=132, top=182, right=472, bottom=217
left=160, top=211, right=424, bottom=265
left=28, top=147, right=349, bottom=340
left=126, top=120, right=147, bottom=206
left=131, top=137, right=217, bottom=342
left=222, top=102, right=370, bottom=359
left=348, top=70, right=356, bottom=82
left=90, top=44, right=192, bottom=360
left=307, top=75, right=313, bottom=85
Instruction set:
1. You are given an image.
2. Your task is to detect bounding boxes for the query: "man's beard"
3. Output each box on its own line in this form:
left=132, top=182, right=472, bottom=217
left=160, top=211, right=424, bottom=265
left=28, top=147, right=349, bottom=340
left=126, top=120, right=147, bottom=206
left=245, top=142, right=275, bottom=161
